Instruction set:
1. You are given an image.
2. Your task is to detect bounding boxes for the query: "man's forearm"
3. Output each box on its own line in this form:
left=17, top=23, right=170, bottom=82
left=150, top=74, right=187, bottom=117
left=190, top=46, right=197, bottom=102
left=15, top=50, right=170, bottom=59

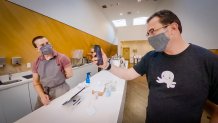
left=64, top=66, right=73, bottom=79
left=210, top=105, right=218, bottom=123
left=33, top=73, right=45, bottom=98
left=204, top=100, right=218, bottom=123
left=109, top=65, right=140, bottom=80
left=33, top=84, right=45, bottom=98
left=65, top=73, right=72, bottom=79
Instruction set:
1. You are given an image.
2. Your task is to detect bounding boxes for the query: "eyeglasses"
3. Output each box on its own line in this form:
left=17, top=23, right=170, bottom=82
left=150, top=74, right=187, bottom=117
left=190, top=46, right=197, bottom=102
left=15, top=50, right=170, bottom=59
left=146, top=25, right=169, bottom=37
left=37, top=42, right=50, bottom=48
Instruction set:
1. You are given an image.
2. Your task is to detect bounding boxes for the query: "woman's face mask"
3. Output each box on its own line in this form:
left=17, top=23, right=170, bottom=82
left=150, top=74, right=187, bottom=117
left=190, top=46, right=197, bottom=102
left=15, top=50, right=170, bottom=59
left=148, top=32, right=170, bottom=52
left=40, top=44, right=53, bottom=55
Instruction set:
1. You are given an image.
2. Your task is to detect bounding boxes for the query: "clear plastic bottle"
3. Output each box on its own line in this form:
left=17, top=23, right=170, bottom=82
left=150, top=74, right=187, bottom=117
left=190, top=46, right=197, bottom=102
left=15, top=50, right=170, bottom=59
left=105, top=84, right=111, bottom=97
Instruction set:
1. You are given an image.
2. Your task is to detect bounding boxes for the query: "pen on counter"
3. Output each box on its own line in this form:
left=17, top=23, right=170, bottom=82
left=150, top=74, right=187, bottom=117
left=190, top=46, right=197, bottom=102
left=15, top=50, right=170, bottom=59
left=76, top=101, right=81, bottom=105
left=73, top=98, right=81, bottom=105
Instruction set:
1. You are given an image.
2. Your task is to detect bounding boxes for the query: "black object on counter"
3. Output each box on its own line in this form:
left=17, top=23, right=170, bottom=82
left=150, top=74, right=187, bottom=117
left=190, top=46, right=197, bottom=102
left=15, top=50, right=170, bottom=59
left=22, top=74, right=33, bottom=79
left=94, top=45, right=103, bottom=66
left=62, top=87, right=85, bottom=105
left=0, top=79, right=22, bottom=85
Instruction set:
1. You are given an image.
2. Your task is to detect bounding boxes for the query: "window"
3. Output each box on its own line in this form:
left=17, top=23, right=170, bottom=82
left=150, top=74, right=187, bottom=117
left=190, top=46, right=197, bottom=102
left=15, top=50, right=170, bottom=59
left=112, top=19, right=127, bottom=27
left=133, top=17, right=148, bottom=25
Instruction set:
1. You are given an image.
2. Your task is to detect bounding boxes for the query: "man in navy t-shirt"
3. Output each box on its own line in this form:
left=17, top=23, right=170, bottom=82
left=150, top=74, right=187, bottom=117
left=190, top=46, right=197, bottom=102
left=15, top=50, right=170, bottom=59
left=92, top=10, right=218, bottom=123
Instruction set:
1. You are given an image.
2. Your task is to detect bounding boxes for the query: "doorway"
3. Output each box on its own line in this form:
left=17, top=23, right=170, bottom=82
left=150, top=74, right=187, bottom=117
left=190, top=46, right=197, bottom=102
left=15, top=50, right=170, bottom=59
left=122, top=47, right=130, bottom=61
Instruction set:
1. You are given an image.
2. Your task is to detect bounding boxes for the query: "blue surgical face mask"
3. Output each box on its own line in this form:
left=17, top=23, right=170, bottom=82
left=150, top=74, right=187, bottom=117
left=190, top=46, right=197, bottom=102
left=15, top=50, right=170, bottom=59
left=148, top=33, right=170, bottom=52
left=40, top=44, right=53, bottom=55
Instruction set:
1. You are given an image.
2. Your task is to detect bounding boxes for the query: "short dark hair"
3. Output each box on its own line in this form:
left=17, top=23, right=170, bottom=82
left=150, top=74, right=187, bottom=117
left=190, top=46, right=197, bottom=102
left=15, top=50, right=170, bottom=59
left=32, top=36, right=45, bottom=48
left=147, top=10, right=182, bottom=33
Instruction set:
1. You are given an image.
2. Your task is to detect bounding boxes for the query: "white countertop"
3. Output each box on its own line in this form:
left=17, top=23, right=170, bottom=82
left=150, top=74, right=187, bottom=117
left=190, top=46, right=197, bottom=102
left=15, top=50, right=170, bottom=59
left=0, top=63, right=94, bottom=91
left=0, top=71, right=33, bottom=91
left=16, top=70, right=126, bottom=123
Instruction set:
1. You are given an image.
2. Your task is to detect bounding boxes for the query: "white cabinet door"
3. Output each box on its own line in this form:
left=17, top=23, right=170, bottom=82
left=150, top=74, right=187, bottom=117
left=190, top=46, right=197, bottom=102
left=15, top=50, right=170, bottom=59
left=0, top=84, right=32, bottom=123
left=0, top=103, right=6, bottom=123
left=28, top=82, right=38, bottom=111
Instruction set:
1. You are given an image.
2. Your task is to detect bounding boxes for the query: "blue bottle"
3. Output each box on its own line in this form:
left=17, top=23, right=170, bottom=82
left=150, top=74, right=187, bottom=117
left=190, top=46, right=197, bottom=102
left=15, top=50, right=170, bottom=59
left=86, top=72, right=91, bottom=86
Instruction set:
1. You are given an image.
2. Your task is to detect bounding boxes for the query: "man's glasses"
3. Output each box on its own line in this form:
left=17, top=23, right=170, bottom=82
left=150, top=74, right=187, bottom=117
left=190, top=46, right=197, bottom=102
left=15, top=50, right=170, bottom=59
left=146, top=25, right=169, bottom=37
left=38, top=42, right=50, bottom=48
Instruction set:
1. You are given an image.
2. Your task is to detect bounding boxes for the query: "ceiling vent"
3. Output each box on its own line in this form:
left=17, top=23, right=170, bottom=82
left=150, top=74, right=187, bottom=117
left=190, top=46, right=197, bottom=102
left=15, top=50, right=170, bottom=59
left=102, top=5, right=107, bottom=8
left=127, top=11, right=132, bottom=15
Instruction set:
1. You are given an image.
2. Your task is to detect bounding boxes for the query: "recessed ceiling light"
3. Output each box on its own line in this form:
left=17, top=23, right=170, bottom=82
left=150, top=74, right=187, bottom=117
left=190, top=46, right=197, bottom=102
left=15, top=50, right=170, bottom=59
left=133, top=17, right=148, bottom=25
left=137, top=0, right=142, bottom=2
left=112, top=19, right=127, bottom=27
left=120, top=13, right=123, bottom=16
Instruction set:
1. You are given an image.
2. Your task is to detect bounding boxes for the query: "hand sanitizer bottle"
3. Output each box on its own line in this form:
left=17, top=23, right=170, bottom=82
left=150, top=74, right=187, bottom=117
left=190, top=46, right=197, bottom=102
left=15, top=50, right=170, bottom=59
left=86, top=72, right=91, bottom=86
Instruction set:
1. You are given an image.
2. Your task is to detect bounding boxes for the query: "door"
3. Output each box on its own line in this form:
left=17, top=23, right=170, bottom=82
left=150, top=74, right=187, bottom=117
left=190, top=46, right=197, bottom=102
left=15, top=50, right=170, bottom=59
left=0, top=102, right=6, bottom=123
left=28, top=83, right=38, bottom=111
left=122, top=47, right=130, bottom=61
left=0, top=84, right=32, bottom=123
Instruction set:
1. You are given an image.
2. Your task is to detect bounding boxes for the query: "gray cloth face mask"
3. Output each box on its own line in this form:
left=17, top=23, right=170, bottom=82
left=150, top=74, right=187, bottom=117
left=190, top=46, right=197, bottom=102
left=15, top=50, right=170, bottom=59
left=40, top=44, right=53, bottom=55
left=148, top=33, right=170, bottom=52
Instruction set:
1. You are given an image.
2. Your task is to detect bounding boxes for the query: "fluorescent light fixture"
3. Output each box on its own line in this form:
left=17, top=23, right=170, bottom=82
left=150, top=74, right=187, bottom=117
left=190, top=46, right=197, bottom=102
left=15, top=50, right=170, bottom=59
left=133, top=17, right=148, bottom=25
left=112, top=19, right=127, bottom=27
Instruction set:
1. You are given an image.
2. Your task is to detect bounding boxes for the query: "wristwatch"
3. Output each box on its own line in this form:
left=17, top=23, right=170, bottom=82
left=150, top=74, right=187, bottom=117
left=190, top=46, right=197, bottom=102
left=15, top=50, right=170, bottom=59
left=105, top=63, right=111, bottom=70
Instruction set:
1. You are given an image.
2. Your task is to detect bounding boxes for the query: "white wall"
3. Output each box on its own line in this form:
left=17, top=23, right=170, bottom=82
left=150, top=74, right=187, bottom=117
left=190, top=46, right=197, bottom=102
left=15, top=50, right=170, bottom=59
left=155, top=0, right=218, bottom=49
left=116, top=26, right=147, bottom=56
left=9, top=0, right=117, bottom=44
left=116, top=25, right=147, bottom=41
left=121, top=41, right=153, bottom=59
left=117, top=0, right=218, bottom=49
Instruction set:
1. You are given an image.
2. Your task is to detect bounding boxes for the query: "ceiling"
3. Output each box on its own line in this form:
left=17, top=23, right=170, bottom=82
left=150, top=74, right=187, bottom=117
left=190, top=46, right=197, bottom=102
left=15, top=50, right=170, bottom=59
left=94, top=0, right=161, bottom=27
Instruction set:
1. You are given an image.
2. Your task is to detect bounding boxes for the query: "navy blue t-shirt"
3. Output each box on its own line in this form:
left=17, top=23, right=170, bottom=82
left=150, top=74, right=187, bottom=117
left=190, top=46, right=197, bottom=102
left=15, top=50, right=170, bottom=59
left=133, top=44, right=218, bottom=123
